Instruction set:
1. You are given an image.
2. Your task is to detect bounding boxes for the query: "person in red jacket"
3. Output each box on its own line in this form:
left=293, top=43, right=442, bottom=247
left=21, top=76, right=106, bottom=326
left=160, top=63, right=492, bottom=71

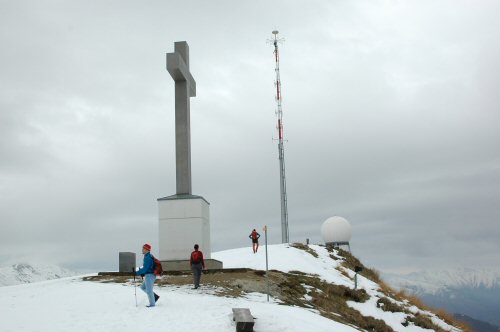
left=189, top=244, right=205, bottom=289
left=249, top=229, right=260, bottom=253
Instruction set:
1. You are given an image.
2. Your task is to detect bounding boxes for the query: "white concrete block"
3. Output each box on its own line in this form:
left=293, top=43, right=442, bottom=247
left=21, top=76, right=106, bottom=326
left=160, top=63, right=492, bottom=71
left=158, top=195, right=211, bottom=260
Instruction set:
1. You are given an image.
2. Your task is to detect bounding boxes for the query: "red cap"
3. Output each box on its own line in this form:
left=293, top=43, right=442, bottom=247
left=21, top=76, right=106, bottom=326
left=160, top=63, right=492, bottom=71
left=143, top=244, right=151, bottom=251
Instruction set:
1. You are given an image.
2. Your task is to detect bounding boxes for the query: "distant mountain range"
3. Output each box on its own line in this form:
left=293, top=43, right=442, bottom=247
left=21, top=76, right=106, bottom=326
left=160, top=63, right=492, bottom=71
left=383, top=268, right=500, bottom=329
left=0, top=263, right=75, bottom=286
left=454, top=314, right=500, bottom=332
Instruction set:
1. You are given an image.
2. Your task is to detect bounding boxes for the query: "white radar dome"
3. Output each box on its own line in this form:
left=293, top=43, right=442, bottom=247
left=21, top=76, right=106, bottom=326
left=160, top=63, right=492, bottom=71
left=321, top=216, right=352, bottom=244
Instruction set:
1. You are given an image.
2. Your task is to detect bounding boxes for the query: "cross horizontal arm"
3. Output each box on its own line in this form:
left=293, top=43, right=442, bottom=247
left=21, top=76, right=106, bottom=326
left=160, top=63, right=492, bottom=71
left=167, top=52, right=196, bottom=97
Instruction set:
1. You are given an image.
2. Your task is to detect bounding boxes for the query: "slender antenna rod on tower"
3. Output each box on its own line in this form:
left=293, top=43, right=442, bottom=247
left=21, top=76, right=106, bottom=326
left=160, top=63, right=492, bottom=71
left=271, top=30, right=289, bottom=244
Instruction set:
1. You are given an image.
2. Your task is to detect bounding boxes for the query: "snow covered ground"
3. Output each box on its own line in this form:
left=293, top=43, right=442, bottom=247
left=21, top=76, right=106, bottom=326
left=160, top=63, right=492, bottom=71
left=214, top=244, right=460, bottom=332
left=0, top=276, right=354, bottom=332
left=0, top=244, right=461, bottom=332
left=0, top=278, right=353, bottom=330
left=213, top=244, right=373, bottom=288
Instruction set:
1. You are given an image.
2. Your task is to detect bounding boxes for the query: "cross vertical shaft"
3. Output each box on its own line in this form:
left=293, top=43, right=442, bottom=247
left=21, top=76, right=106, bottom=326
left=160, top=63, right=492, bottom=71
left=167, top=41, right=196, bottom=195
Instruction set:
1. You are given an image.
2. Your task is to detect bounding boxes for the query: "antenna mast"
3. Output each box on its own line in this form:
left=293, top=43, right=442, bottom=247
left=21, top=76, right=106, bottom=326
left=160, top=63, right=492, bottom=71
left=271, top=30, right=289, bottom=243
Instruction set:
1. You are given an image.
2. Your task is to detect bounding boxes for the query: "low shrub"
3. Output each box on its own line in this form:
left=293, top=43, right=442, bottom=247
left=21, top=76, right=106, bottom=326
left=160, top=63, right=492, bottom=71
left=291, top=243, right=319, bottom=257
left=335, top=249, right=382, bottom=283
left=253, top=270, right=266, bottom=277
left=376, top=297, right=406, bottom=313
left=340, top=309, right=394, bottom=332
left=405, top=313, right=445, bottom=331
left=335, top=266, right=352, bottom=279
left=343, top=287, right=369, bottom=303
left=435, top=309, right=472, bottom=332
left=395, top=288, right=428, bottom=309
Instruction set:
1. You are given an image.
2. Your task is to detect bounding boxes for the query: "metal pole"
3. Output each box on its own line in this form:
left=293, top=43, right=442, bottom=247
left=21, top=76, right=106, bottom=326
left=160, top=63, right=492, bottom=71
left=133, top=268, right=137, bottom=307
left=354, top=266, right=362, bottom=290
left=264, top=225, right=269, bottom=302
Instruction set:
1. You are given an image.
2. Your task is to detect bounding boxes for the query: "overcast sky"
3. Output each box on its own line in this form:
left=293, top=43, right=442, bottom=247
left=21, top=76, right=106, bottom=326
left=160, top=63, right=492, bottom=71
left=1, top=0, right=499, bottom=273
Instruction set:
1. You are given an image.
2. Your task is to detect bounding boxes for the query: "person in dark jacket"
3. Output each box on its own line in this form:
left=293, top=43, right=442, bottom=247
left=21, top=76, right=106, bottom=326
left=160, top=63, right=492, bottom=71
left=189, top=244, right=205, bottom=289
left=249, top=229, right=260, bottom=253
left=136, top=243, right=159, bottom=307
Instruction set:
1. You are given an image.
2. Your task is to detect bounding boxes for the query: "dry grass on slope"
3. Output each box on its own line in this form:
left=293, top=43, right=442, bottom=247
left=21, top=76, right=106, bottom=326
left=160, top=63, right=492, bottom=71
left=84, top=269, right=393, bottom=331
left=331, top=246, right=471, bottom=332
left=84, top=244, right=469, bottom=332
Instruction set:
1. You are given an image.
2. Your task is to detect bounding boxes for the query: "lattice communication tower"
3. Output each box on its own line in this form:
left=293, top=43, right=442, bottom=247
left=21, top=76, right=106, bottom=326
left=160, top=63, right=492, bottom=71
left=271, top=30, right=289, bottom=243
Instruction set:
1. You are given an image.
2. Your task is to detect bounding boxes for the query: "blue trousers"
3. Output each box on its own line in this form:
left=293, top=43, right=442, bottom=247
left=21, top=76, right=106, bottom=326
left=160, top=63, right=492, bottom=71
left=140, top=274, right=156, bottom=306
left=192, top=263, right=203, bottom=288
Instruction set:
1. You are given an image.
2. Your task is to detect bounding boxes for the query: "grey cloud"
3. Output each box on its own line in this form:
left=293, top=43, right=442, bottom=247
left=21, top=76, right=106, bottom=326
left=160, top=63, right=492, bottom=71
left=1, top=0, right=499, bottom=273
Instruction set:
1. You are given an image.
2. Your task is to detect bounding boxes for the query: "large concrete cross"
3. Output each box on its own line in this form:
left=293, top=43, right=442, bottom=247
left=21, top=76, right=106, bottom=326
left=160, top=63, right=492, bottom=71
left=167, top=41, right=196, bottom=195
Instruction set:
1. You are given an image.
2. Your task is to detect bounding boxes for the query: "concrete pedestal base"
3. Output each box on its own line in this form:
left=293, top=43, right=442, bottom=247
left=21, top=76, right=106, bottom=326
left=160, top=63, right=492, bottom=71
left=160, top=258, right=223, bottom=272
left=158, top=194, right=213, bottom=261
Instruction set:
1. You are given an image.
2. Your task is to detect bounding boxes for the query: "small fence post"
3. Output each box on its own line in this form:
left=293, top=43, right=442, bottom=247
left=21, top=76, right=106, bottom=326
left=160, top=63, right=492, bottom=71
left=264, top=225, right=269, bottom=302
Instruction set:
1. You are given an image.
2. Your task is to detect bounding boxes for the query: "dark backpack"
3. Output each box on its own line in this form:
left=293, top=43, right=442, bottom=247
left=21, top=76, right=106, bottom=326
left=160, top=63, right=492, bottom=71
left=152, top=256, right=163, bottom=276
left=191, top=251, right=202, bottom=264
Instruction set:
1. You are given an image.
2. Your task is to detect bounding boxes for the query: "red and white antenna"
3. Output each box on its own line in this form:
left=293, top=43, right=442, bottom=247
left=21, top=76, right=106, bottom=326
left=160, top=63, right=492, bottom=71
left=271, top=30, right=289, bottom=243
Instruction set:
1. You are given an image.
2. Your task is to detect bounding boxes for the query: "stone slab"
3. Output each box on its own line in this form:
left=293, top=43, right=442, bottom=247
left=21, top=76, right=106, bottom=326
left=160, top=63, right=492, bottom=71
left=119, top=252, right=136, bottom=273
left=232, top=308, right=255, bottom=332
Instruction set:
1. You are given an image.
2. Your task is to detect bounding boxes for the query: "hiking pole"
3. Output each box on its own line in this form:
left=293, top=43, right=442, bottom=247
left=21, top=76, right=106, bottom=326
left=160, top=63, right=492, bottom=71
left=133, top=268, right=137, bottom=307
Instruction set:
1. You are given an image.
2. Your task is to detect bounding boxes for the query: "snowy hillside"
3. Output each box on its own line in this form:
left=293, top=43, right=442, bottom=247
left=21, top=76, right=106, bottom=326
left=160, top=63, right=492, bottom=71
left=0, top=244, right=464, bottom=332
left=0, top=263, right=75, bottom=286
